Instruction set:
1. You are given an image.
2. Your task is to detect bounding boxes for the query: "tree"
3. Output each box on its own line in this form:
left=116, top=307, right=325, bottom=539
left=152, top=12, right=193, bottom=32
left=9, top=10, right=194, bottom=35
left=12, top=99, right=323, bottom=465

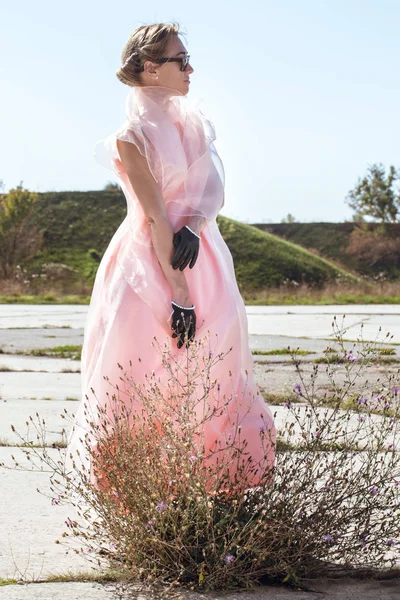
left=281, top=213, right=296, bottom=223
left=0, top=185, right=43, bottom=278
left=104, top=182, right=121, bottom=192
left=346, top=163, right=400, bottom=223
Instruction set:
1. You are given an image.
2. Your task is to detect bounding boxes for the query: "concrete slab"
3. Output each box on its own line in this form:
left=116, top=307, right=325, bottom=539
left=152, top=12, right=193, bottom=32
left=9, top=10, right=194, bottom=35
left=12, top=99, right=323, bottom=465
left=0, top=355, right=80, bottom=373
left=1, top=304, right=400, bottom=344
left=0, top=372, right=80, bottom=402
left=0, top=582, right=113, bottom=600
left=0, top=328, right=83, bottom=353
left=253, top=360, right=400, bottom=398
left=247, top=309, right=399, bottom=343
left=0, top=448, right=95, bottom=580
left=249, top=334, right=400, bottom=355
left=0, top=577, right=400, bottom=599
left=0, top=306, right=87, bottom=330
left=0, top=398, right=78, bottom=445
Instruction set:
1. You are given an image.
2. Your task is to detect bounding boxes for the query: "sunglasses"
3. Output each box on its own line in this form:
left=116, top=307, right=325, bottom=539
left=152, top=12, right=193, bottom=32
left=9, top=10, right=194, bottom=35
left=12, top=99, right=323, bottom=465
left=138, top=55, right=191, bottom=72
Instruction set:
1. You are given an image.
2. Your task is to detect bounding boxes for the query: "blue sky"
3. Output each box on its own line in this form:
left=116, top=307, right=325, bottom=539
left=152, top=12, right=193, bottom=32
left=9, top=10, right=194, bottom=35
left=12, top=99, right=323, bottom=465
left=1, top=0, right=399, bottom=223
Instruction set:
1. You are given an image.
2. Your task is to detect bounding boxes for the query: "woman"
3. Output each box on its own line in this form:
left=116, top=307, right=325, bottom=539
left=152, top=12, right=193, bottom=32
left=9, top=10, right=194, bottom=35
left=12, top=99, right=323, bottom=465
left=66, top=22, right=276, bottom=491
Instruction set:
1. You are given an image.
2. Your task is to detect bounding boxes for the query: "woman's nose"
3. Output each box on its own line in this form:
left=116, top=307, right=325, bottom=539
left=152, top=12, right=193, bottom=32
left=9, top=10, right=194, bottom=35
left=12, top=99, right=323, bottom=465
left=187, top=62, right=194, bottom=74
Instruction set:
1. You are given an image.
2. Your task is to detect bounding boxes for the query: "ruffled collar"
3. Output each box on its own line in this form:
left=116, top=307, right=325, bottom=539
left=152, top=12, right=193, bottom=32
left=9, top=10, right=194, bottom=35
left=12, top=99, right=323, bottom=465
left=125, top=85, right=186, bottom=118
left=122, top=84, right=216, bottom=160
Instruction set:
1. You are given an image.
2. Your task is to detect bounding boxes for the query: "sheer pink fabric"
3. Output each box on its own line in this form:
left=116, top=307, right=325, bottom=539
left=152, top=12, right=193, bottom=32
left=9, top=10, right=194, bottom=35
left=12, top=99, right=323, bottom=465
left=66, top=85, right=276, bottom=490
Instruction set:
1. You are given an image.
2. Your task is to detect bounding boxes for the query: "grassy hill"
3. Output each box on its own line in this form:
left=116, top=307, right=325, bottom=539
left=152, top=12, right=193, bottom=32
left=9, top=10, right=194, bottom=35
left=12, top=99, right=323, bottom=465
left=253, top=222, right=400, bottom=279
left=216, top=217, right=359, bottom=293
left=21, top=189, right=359, bottom=293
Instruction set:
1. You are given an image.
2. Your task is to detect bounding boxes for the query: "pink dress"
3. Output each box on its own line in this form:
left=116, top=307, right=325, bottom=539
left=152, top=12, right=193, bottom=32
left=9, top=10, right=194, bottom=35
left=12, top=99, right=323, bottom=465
left=66, top=85, right=276, bottom=491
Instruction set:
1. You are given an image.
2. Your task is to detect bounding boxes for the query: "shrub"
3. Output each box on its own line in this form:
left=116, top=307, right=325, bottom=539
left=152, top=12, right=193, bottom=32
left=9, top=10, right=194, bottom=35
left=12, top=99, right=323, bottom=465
left=345, top=223, right=400, bottom=274
left=2, top=321, right=400, bottom=597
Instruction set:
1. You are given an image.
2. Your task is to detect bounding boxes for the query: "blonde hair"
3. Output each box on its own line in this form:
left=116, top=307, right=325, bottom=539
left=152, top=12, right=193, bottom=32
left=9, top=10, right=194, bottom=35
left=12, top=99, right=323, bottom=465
left=116, top=22, right=183, bottom=87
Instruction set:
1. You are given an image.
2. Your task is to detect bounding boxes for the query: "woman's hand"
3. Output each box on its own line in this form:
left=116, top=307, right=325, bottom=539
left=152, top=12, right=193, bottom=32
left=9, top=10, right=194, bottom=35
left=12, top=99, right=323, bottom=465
left=171, top=226, right=200, bottom=270
left=171, top=301, right=196, bottom=349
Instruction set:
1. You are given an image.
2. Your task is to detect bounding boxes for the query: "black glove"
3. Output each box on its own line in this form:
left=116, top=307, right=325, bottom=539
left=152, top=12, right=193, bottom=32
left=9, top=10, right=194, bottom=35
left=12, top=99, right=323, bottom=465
left=171, top=226, right=200, bottom=271
left=171, top=302, right=196, bottom=349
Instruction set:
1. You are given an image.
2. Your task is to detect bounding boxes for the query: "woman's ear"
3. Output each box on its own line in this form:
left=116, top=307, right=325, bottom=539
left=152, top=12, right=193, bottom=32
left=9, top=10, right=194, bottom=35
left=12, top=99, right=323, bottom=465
left=143, top=60, right=159, bottom=80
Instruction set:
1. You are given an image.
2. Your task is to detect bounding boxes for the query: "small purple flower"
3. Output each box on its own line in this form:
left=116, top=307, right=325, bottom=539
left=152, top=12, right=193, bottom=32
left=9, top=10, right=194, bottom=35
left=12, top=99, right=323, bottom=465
left=224, top=554, right=235, bottom=564
left=296, top=525, right=302, bottom=531
left=259, top=425, right=265, bottom=432
left=345, top=351, right=358, bottom=362
left=370, top=486, right=378, bottom=495
left=51, top=496, right=61, bottom=505
left=156, top=502, right=168, bottom=512
left=109, top=542, right=117, bottom=550
left=64, top=517, right=74, bottom=528
left=217, top=383, right=221, bottom=391
left=322, top=534, right=334, bottom=544
left=357, top=397, right=368, bottom=406
left=189, top=455, right=197, bottom=462
left=284, top=401, right=292, bottom=409
left=387, top=539, right=397, bottom=547
left=147, top=520, right=154, bottom=527
left=358, top=414, right=366, bottom=422
left=393, top=386, right=399, bottom=395
left=293, top=384, right=303, bottom=397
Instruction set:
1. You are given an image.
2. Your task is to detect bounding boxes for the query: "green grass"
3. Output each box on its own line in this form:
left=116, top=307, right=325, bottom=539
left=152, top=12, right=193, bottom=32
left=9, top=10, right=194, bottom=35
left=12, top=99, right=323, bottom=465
left=44, top=568, right=127, bottom=583
left=3, top=293, right=400, bottom=305
left=276, top=436, right=366, bottom=453
left=0, top=295, right=90, bottom=304
left=8, top=189, right=361, bottom=293
left=315, top=356, right=399, bottom=364
left=252, top=348, right=314, bottom=356
left=0, top=578, right=18, bottom=586
left=4, top=188, right=400, bottom=303
left=260, top=391, right=303, bottom=405
left=243, top=293, right=400, bottom=305
left=379, top=348, right=396, bottom=355
left=13, top=345, right=83, bottom=359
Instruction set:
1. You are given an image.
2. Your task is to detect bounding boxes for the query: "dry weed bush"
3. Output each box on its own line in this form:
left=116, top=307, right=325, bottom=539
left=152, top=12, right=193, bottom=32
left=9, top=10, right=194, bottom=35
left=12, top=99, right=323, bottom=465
left=345, top=224, right=400, bottom=271
left=2, top=321, right=400, bottom=596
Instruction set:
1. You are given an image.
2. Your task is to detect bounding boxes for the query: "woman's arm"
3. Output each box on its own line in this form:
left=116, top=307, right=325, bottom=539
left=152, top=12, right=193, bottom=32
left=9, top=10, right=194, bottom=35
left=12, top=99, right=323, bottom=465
left=186, top=215, right=207, bottom=236
left=117, top=138, right=192, bottom=307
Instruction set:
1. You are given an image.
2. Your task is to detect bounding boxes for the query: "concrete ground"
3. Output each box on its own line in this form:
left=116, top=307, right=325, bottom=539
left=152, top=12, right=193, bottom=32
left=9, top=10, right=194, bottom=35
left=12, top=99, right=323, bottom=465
left=0, top=576, right=399, bottom=599
left=1, top=307, right=400, bottom=598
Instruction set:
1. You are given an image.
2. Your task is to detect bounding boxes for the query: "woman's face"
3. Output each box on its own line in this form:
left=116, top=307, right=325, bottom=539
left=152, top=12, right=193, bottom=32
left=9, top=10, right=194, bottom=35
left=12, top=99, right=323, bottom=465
left=142, top=35, right=194, bottom=95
